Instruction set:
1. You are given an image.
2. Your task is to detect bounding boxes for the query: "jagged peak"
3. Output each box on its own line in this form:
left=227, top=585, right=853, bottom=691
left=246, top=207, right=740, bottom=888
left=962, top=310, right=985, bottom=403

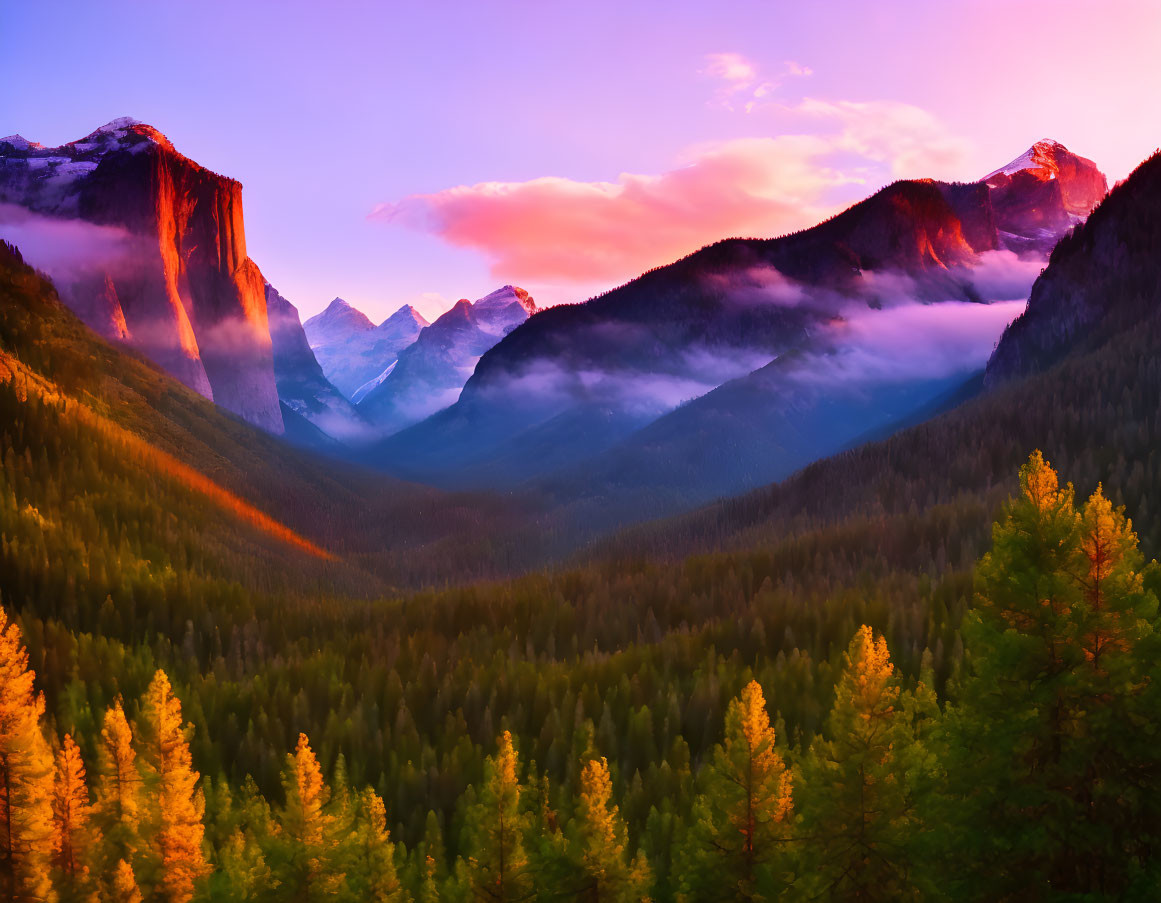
left=378, top=303, right=430, bottom=330
left=96, top=116, right=144, bottom=132
left=983, top=139, right=1088, bottom=183
left=71, top=117, right=174, bottom=152
left=0, top=134, right=43, bottom=151
left=474, top=284, right=538, bottom=314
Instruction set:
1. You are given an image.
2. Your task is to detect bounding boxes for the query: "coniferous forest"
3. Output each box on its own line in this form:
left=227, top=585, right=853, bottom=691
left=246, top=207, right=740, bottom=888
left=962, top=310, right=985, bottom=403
left=6, top=221, right=1161, bottom=899
left=5, top=451, right=1161, bottom=901
left=3, top=3, right=1161, bottom=891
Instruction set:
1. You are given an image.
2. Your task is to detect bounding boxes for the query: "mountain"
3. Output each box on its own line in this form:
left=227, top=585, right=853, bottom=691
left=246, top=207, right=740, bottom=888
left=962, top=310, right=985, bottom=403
left=0, top=118, right=284, bottom=432
left=356, top=285, right=537, bottom=434
left=0, top=238, right=545, bottom=591
left=370, top=142, right=1105, bottom=491
left=986, top=150, right=1160, bottom=387
left=7, top=137, right=1161, bottom=901
left=265, top=283, right=369, bottom=443
left=984, top=139, right=1108, bottom=253
left=305, top=298, right=429, bottom=399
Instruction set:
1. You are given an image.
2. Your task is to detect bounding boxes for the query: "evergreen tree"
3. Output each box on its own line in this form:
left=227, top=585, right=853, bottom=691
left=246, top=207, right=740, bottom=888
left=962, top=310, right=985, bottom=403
left=459, top=730, right=533, bottom=902
left=347, top=788, right=404, bottom=903
left=109, top=859, right=143, bottom=903
left=51, top=734, right=96, bottom=903
left=677, top=680, right=792, bottom=900
left=137, top=670, right=209, bottom=903
left=271, top=733, right=344, bottom=900
left=568, top=757, right=650, bottom=902
left=794, top=626, right=939, bottom=902
left=204, top=777, right=273, bottom=903
left=948, top=452, right=1161, bottom=898
left=0, top=606, right=56, bottom=903
left=91, top=701, right=143, bottom=880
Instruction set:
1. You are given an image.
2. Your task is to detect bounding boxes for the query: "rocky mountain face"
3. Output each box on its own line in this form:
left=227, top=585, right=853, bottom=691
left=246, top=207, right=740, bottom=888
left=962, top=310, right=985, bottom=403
left=369, top=142, right=1106, bottom=488
left=984, top=139, right=1108, bottom=253
left=0, top=118, right=284, bottom=432
left=304, top=298, right=428, bottom=400
left=265, top=283, right=368, bottom=443
left=357, top=286, right=537, bottom=434
left=986, top=150, right=1161, bottom=387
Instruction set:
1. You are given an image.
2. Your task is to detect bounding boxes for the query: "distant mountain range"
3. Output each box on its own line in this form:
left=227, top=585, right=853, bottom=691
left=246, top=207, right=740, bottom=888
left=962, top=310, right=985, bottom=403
left=367, top=140, right=1107, bottom=513
left=304, top=299, right=429, bottom=400
left=355, top=285, right=538, bottom=434
left=0, top=121, right=1113, bottom=525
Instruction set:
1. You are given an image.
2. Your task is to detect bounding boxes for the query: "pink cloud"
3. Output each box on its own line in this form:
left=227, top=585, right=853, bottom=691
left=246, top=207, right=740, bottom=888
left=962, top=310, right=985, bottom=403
left=702, top=52, right=756, bottom=84
left=770, top=99, right=972, bottom=179
left=371, top=97, right=970, bottom=296
left=373, top=136, right=851, bottom=285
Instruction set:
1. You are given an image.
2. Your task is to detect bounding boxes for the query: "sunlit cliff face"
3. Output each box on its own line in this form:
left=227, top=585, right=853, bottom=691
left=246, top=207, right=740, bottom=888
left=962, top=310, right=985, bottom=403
left=0, top=119, right=284, bottom=433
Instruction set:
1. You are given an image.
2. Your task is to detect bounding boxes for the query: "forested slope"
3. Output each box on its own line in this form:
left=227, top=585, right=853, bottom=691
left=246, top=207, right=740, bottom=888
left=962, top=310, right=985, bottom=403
left=0, top=240, right=541, bottom=595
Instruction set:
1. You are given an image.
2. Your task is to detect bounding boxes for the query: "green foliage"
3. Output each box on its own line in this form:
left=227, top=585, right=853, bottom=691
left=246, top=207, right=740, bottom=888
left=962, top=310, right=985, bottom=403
left=945, top=453, right=1161, bottom=900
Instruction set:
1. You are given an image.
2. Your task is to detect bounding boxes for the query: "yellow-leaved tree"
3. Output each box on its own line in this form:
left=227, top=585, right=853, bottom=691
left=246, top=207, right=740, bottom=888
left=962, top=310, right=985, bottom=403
left=92, top=699, right=143, bottom=884
left=137, top=671, right=208, bottom=903
left=569, top=757, right=650, bottom=902
left=676, top=679, right=793, bottom=900
left=52, top=733, right=96, bottom=902
left=0, top=605, right=56, bottom=903
left=795, top=626, right=941, bottom=901
left=349, top=788, right=404, bottom=903
left=109, top=859, right=143, bottom=903
left=458, top=730, right=532, bottom=901
left=273, top=733, right=345, bottom=900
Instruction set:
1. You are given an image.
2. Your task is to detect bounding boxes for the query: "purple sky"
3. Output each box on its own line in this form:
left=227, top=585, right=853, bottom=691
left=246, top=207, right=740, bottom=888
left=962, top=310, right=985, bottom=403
left=3, top=0, right=1160, bottom=323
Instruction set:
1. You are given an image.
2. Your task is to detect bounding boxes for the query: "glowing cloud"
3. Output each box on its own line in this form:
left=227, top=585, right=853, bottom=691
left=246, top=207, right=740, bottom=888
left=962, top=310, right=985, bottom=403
left=373, top=136, right=854, bottom=285
left=373, top=93, right=969, bottom=294
left=702, top=52, right=757, bottom=84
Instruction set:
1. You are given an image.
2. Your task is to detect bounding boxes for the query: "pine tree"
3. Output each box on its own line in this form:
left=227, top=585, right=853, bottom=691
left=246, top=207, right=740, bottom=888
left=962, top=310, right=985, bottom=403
left=795, top=627, right=939, bottom=902
left=460, top=730, right=533, bottom=902
left=51, top=734, right=96, bottom=902
left=677, top=680, right=792, bottom=900
left=418, top=854, right=440, bottom=903
left=347, top=788, right=404, bottom=903
left=91, top=700, right=143, bottom=878
left=0, top=605, right=56, bottom=903
left=569, top=757, right=650, bottom=902
left=271, top=733, right=344, bottom=901
left=204, top=777, right=273, bottom=903
left=137, top=670, right=209, bottom=903
left=109, top=859, right=143, bottom=903
left=948, top=452, right=1161, bottom=897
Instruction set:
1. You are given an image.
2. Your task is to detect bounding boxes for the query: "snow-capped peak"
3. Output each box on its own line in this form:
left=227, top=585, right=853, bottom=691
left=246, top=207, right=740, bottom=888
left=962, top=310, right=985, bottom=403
left=378, top=304, right=430, bottom=331
left=0, top=135, right=43, bottom=152
left=69, top=118, right=173, bottom=155
left=983, top=139, right=1069, bottom=183
left=473, top=285, right=538, bottom=315
left=97, top=116, right=144, bottom=132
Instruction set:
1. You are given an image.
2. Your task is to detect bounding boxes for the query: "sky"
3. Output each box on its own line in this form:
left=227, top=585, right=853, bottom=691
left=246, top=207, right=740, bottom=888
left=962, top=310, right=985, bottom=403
left=3, top=0, right=1160, bottom=323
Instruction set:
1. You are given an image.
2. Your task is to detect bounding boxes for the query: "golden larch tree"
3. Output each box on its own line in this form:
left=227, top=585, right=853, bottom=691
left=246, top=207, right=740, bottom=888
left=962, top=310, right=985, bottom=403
left=0, top=605, right=56, bottom=903
left=1077, top=484, right=1150, bottom=671
left=572, top=756, right=650, bottom=902
left=92, top=699, right=143, bottom=877
left=796, top=626, right=937, bottom=901
left=460, top=730, right=532, bottom=901
left=52, top=733, right=96, bottom=900
left=352, top=788, right=404, bottom=903
left=137, top=670, right=208, bottom=903
left=275, top=732, right=344, bottom=900
left=677, top=679, right=792, bottom=899
left=109, top=859, right=143, bottom=903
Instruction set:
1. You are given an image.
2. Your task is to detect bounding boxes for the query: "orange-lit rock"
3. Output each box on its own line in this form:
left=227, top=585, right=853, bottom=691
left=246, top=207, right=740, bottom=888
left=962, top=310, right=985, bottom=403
left=0, top=119, right=283, bottom=432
